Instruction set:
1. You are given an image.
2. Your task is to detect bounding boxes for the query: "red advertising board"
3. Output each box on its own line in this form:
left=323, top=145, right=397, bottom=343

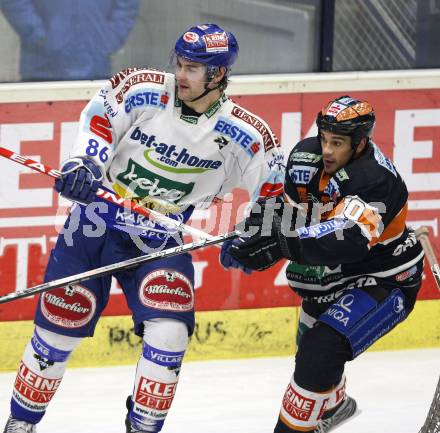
left=0, top=90, right=439, bottom=321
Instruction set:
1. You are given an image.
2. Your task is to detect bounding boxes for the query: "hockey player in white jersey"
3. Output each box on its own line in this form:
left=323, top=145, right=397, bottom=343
left=3, top=24, right=284, bottom=433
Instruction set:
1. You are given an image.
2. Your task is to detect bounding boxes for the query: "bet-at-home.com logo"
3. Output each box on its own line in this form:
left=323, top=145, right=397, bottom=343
left=130, top=127, right=222, bottom=173
left=117, top=159, right=194, bottom=202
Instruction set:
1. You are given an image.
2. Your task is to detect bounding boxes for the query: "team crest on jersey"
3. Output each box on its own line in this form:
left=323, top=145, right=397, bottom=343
left=40, top=285, right=96, bottom=328
left=214, top=135, right=229, bottom=149
left=139, top=270, right=194, bottom=312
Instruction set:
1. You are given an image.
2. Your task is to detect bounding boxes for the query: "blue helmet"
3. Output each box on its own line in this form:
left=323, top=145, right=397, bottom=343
left=175, top=24, right=239, bottom=69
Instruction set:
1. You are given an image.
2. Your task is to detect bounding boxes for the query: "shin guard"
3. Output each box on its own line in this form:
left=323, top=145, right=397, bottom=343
left=276, top=375, right=346, bottom=432
left=129, top=318, right=188, bottom=432
left=10, top=326, right=81, bottom=424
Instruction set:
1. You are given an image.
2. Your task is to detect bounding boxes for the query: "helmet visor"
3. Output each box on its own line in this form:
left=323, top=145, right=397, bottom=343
left=169, top=53, right=211, bottom=83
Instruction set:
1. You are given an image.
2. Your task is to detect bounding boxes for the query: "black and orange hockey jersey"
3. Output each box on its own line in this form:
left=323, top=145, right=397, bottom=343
left=284, top=137, right=424, bottom=299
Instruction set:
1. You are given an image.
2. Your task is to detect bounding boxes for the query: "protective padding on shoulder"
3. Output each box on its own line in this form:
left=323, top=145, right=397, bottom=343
left=319, top=288, right=407, bottom=358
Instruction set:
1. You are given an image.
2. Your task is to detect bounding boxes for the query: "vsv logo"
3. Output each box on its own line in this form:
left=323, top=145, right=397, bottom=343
left=130, top=127, right=222, bottom=173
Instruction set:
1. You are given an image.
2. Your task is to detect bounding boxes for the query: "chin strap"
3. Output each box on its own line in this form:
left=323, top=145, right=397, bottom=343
left=189, top=81, right=223, bottom=102
left=348, top=138, right=369, bottom=163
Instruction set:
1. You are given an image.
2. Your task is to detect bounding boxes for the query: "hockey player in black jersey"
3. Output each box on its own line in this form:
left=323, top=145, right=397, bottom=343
left=221, top=95, right=425, bottom=432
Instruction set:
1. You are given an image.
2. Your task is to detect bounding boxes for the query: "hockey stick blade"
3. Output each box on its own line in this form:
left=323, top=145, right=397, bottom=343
left=0, top=146, right=216, bottom=242
left=0, top=230, right=240, bottom=304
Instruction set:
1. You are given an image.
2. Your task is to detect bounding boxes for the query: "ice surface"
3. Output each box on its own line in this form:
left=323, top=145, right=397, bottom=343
left=1, top=348, right=439, bottom=433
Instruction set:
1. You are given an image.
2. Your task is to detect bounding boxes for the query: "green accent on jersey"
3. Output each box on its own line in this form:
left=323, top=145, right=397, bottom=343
left=174, top=95, right=200, bottom=124
left=286, top=262, right=344, bottom=286
left=116, top=158, right=194, bottom=202
left=290, top=152, right=322, bottom=164
left=143, top=149, right=212, bottom=174
left=286, top=262, right=327, bottom=279
left=335, top=168, right=349, bottom=181
left=204, top=100, right=221, bottom=119
left=175, top=93, right=227, bottom=124
left=204, top=93, right=227, bottom=118
left=180, top=114, right=198, bottom=124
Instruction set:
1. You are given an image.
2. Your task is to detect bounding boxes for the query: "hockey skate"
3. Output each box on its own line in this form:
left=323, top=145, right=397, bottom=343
left=125, top=413, right=156, bottom=433
left=315, top=396, right=358, bottom=432
left=125, top=417, right=147, bottom=433
left=125, top=415, right=153, bottom=433
left=3, top=416, right=36, bottom=433
left=125, top=396, right=154, bottom=433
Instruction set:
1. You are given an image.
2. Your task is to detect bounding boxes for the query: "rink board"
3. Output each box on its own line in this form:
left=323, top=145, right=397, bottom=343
left=0, top=299, right=438, bottom=371
left=0, top=71, right=440, bottom=371
left=1, top=72, right=440, bottom=324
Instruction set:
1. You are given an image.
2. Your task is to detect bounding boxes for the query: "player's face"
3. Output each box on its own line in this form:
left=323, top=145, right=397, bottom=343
left=175, top=57, right=207, bottom=101
left=320, top=130, right=354, bottom=175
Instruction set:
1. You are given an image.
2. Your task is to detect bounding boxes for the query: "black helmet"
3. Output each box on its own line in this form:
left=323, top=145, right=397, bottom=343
left=316, top=95, right=375, bottom=149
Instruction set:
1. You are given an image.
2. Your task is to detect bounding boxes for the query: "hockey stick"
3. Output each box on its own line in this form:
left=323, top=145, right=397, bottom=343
left=415, top=226, right=440, bottom=291
left=0, top=229, right=240, bottom=304
left=0, top=146, right=216, bottom=242
left=418, top=375, right=440, bottom=433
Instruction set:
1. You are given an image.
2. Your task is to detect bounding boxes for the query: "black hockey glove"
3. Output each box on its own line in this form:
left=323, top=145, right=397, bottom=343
left=227, top=235, right=282, bottom=271
left=230, top=197, right=303, bottom=271
left=236, top=196, right=284, bottom=237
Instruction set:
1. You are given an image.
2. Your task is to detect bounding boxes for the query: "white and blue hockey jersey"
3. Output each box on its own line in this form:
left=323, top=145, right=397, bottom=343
left=70, top=67, right=285, bottom=239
